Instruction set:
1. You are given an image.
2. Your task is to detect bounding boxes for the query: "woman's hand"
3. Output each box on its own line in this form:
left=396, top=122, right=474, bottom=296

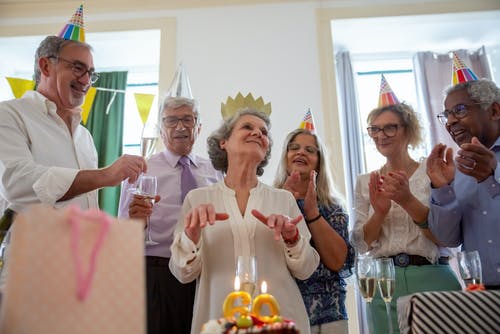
left=427, top=143, right=455, bottom=188
left=368, top=171, right=391, bottom=215
left=379, top=171, right=412, bottom=206
left=128, top=194, right=161, bottom=228
left=303, top=170, right=320, bottom=219
left=251, top=209, right=302, bottom=242
left=283, top=170, right=301, bottom=199
left=184, top=204, right=229, bottom=244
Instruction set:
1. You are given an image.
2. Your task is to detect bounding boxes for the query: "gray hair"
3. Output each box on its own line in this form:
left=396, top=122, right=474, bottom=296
left=367, top=102, right=423, bottom=149
left=160, top=96, right=200, bottom=123
left=445, top=79, right=500, bottom=109
left=273, top=128, right=344, bottom=208
left=207, top=108, right=272, bottom=176
left=34, top=35, right=93, bottom=84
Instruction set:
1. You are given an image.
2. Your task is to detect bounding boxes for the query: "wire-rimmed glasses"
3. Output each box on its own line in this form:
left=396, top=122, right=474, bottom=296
left=436, top=102, right=483, bottom=125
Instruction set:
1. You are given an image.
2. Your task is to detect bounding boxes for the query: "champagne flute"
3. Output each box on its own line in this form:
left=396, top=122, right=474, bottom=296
left=457, top=250, right=482, bottom=288
left=356, top=254, right=377, bottom=303
left=376, top=257, right=395, bottom=334
left=236, top=255, right=257, bottom=297
left=128, top=123, right=159, bottom=193
left=356, top=254, right=377, bottom=333
left=137, top=175, right=158, bottom=246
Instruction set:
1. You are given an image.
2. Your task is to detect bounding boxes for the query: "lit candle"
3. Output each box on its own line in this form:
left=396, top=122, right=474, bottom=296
left=252, top=281, right=281, bottom=323
left=222, top=277, right=252, bottom=321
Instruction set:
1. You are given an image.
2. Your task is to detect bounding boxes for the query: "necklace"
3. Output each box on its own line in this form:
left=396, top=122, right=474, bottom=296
left=381, top=160, right=419, bottom=176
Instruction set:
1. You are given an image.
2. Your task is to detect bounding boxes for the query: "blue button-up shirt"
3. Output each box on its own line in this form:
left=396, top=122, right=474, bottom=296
left=429, top=137, right=500, bottom=285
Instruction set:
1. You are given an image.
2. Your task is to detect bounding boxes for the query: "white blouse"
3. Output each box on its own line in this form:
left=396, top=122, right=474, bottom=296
left=352, top=161, right=439, bottom=262
left=169, top=180, right=319, bottom=334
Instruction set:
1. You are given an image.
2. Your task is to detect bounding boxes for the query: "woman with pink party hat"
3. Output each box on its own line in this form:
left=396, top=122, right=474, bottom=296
left=351, top=75, right=460, bottom=334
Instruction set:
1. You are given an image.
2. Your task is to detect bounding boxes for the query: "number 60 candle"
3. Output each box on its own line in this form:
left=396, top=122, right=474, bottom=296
left=222, top=277, right=252, bottom=320
left=252, top=281, right=281, bottom=323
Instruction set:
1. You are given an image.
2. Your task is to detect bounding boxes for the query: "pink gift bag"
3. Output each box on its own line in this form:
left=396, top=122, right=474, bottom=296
left=0, top=205, right=145, bottom=334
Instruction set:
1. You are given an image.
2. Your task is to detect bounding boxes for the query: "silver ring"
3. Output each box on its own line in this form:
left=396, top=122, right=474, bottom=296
left=472, top=161, right=477, bottom=169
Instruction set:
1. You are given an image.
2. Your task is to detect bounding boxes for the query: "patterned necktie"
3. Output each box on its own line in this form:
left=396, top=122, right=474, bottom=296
left=179, top=156, right=197, bottom=201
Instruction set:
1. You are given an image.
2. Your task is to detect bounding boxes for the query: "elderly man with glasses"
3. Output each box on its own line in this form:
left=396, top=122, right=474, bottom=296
left=118, top=67, right=223, bottom=334
left=427, top=78, right=500, bottom=289
left=0, top=35, right=146, bottom=228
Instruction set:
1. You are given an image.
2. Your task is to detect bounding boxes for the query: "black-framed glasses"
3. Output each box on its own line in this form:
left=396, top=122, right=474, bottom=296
left=436, top=103, right=483, bottom=125
left=49, top=56, right=99, bottom=84
left=367, top=123, right=401, bottom=137
left=162, top=115, right=197, bottom=128
left=287, top=142, right=319, bottom=155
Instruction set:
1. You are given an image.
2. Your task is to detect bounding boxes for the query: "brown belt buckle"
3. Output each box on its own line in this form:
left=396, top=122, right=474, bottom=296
left=394, top=253, right=410, bottom=267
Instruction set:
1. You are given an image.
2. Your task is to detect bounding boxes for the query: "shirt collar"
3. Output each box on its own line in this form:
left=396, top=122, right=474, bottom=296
left=162, top=149, right=198, bottom=168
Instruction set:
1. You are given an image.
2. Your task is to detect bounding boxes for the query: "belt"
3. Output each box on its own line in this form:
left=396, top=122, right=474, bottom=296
left=146, top=256, right=170, bottom=266
left=389, top=253, right=449, bottom=267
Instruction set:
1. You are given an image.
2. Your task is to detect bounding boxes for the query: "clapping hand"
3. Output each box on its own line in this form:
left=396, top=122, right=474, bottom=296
left=379, top=170, right=412, bottom=206
left=456, top=137, right=497, bottom=182
left=426, top=144, right=455, bottom=188
left=368, top=171, right=391, bottom=215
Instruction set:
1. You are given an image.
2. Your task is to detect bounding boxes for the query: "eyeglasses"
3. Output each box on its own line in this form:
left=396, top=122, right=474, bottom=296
left=436, top=103, right=483, bottom=125
left=162, top=115, right=197, bottom=128
left=367, top=124, right=401, bottom=137
left=287, top=142, right=319, bottom=155
left=49, top=56, right=99, bottom=84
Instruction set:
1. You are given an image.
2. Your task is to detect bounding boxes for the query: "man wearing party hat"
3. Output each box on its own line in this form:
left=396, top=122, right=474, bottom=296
left=0, top=4, right=146, bottom=231
left=118, top=63, right=222, bottom=334
left=427, top=52, right=500, bottom=289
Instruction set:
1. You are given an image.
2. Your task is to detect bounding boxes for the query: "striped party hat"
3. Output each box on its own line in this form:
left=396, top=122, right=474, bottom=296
left=57, top=4, right=85, bottom=43
left=299, top=108, right=315, bottom=133
left=451, top=52, right=478, bottom=85
left=378, top=74, right=400, bottom=107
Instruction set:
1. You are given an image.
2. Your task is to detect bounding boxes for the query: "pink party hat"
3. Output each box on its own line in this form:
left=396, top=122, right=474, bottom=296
left=57, top=4, right=85, bottom=43
left=299, top=108, right=316, bottom=133
left=378, top=74, right=400, bottom=107
left=451, top=52, right=478, bottom=85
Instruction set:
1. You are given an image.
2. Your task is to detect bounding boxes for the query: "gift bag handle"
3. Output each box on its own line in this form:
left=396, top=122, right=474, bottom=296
left=68, top=206, right=112, bottom=302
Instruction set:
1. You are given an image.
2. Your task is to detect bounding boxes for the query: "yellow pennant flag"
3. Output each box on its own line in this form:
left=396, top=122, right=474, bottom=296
left=134, top=93, right=155, bottom=125
left=6, top=77, right=35, bottom=98
left=81, top=87, right=97, bottom=125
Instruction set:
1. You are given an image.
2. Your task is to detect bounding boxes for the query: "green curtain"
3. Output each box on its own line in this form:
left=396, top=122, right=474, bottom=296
left=85, top=71, right=128, bottom=216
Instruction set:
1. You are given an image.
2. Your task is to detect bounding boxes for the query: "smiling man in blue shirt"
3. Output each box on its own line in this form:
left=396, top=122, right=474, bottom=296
left=426, top=77, right=500, bottom=289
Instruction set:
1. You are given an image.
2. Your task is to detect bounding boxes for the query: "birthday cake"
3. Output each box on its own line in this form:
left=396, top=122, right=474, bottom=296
left=201, top=316, right=299, bottom=334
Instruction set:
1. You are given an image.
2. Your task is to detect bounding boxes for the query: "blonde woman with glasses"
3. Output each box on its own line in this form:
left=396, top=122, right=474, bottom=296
left=352, top=102, right=460, bottom=334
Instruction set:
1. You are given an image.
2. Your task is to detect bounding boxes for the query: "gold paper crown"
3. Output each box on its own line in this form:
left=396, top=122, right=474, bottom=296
left=221, top=93, right=272, bottom=120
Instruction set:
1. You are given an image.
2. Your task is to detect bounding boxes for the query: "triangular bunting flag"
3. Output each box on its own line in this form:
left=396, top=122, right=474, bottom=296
left=81, top=87, right=97, bottom=125
left=134, top=93, right=155, bottom=125
left=6, top=77, right=35, bottom=98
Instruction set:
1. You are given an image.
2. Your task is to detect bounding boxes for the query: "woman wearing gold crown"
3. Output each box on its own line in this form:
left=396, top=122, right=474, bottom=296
left=169, top=99, right=319, bottom=334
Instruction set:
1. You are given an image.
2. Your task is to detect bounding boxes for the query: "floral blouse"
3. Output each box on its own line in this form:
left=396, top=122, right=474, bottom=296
left=295, top=199, right=355, bottom=326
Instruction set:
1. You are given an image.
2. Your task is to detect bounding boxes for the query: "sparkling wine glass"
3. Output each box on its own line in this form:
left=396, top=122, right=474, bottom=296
left=236, top=255, right=257, bottom=297
left=376, top=257, right=395, bottom=334
left=128, top=124, right=159, bottom=194
left=356, top=254, right=377, bottom=333
left=137, top=175, right=158, bottom=246
left=356, top=254, right=377, bottom=303
left=457, top=250, right=482, bottom=288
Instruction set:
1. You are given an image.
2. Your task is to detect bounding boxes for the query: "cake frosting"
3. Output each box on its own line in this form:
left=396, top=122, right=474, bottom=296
left=201, top=315, right=299, bottom=334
